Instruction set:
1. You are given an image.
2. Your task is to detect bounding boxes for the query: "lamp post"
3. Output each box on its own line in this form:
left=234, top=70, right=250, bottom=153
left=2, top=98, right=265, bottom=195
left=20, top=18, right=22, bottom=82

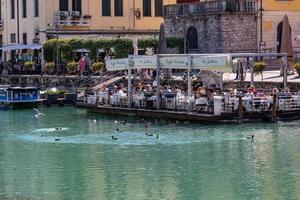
left=259, top=0, right=263, bottom=53
left=54, top=16, right=59, bottom=76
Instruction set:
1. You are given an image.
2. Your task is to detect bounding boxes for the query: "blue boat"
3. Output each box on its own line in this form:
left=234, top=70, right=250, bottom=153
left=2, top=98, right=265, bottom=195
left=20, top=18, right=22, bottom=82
left=0, top=86, right=42, bottom=110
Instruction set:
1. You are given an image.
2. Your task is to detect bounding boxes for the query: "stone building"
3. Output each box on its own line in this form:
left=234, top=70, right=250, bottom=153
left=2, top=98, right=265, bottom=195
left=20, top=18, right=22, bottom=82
left=258, top=0, right=300, bottom=52
left=164, top=0, right=258, bottom=53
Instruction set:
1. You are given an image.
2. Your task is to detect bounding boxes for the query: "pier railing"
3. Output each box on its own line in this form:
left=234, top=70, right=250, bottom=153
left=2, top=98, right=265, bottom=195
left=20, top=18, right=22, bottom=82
left=164, top=0, right=257, bottom=17
left=83, top=92, right=300, bottom=115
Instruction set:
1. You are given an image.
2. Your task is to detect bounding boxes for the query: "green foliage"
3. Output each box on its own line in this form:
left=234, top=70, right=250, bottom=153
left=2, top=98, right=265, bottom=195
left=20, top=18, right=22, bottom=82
left=46, top=90, right=67, bottom=95
left=293, top=63, right=300, bottom=73
left=24, top=61, right=34, bottom=70
left=92, top=62, right=104, bottom=72
left=254, top=62, right=266, bottom=75
left=45, top=62, right=55, bottom=74
left=67, top=61, right=78, bottom=74
left=137, top=37, right=184, bottom=53
left=43, top=38, right=134, bottom=62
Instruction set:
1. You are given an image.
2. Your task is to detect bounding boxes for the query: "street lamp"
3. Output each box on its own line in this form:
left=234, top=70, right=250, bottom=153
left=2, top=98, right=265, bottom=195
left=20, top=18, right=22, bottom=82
left=54, top=15, right=60, bottom=76
left=259, top=0, right=264, bottom=53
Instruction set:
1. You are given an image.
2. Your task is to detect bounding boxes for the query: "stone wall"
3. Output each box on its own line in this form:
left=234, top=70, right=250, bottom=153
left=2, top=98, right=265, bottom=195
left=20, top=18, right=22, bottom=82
left=164, top=13, right=257, bottom=53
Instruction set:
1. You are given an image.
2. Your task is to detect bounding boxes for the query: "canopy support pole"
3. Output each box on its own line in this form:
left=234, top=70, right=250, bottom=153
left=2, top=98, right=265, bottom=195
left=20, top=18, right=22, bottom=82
left=283, top=55, right=288, bottom=89
left=219, top=72, right=223, bottom=91
left=250, top=57, right=254, bottom=86
left=128, top=56, right=133, bottom=108
left=188, top=55, right=192, bottom=96
left=156, top=55, right=161, bottom=110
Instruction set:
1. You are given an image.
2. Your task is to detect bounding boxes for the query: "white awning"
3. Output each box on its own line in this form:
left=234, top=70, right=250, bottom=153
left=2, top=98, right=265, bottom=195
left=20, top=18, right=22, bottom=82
left=0, top=44, right=42, bottom=51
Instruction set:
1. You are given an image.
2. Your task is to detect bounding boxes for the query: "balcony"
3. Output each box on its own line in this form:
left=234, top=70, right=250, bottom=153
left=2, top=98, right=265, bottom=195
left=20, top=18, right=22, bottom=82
left=164, top=0, right=257, bottom=18
left=0, top=19, right=3, bottom=30
left=56, top=11, right=91, bottom=27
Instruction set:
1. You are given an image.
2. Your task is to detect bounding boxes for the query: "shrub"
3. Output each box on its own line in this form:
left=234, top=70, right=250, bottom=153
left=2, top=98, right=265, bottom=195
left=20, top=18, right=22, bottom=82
left=92, top=62, right=104, bottom=72
left=24, top=61, right=34, bottom=71
left=293, top=63, right=300, bottom=74
left=254, top=62, right=266, bottom=75
left=67, top=61, right=78, bottom=74
left=45, top=62, right=55, bottom=74
left=254, top=62, right=267, bottom=81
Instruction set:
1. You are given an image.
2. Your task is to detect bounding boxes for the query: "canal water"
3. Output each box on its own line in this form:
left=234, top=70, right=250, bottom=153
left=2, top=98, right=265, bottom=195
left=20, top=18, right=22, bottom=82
left=0, top=107, right=300, bottom=200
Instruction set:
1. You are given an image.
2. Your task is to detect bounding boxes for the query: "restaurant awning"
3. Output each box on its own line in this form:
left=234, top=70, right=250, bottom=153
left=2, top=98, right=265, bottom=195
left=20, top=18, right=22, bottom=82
left=0, top=44, right=42, bottom=51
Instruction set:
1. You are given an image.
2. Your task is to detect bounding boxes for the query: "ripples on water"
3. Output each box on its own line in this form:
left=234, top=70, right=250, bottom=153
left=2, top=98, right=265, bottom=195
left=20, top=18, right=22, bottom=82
left=1, top=107, right=300, bottom=199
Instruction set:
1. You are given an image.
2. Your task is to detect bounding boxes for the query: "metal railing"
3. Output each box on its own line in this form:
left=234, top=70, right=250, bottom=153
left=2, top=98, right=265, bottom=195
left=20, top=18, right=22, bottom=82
left=83, top=93, right=300, bottom=115
left=164, top=0, right=257, bottom=17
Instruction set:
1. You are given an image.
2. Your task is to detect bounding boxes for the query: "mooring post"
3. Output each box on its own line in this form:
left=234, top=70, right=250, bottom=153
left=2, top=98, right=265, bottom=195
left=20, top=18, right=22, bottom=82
left=238, top=95, right=243, bottom=123
left=271, top=94, right=277, bottom=122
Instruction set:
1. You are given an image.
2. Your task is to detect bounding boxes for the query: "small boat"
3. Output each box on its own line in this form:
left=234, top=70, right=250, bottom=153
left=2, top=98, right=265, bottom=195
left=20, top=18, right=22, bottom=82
left=0, top=85, right=43, bottom=110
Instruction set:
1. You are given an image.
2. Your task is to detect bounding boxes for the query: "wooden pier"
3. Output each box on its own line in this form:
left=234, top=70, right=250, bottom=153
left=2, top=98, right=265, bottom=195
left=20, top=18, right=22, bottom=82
left=76, top=102, right=300, bottom=124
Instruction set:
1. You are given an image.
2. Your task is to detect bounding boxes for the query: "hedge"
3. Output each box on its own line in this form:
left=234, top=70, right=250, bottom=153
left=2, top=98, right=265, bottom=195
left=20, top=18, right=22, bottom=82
left=43, top=37, right=184, bottom=62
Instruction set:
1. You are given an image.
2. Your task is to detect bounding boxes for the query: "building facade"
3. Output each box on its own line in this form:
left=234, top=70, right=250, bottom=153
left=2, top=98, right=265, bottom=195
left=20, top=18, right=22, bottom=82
left=164, top=0, right=258, bottom=53
left=259, top=0, right=300, bottom=51
left=0, top=0, right=176, bottom=49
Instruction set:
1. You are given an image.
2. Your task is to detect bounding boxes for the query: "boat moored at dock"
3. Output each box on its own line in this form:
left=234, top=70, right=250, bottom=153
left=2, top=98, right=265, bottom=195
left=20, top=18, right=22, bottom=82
left=0, top=86, right=42, bottom=110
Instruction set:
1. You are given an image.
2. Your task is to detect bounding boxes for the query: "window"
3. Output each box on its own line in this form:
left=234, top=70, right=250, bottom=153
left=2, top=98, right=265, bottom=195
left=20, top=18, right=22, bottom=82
left=155, top=0, right=162, bottom=16
left=22, top=33, right=27, bottom=45
left=10, top=33, right=16, bottom=43
left=59, top=0, right=68, bottom=11
left=114, top=0, right=123, bottom=16
left=102, top=0, right=111, bottom=16
left=34, top=0, right=39, bottom=17
left=72, top=0, right=82, bottom=14
left=22, top=0, right=27, bottom=18
left=143, top=0, right=151, bottom=17
left=11, top=0, right=15, bottom=19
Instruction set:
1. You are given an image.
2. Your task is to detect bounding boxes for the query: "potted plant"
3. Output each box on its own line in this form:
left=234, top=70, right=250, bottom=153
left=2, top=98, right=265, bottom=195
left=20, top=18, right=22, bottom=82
left=24, top=61, right=34, bottom=71
left=254, top=61, right=266, bottom=81
left=293, top=63, right=300, bottom=77
left=92, top=62, right=104, bottom=73
left=45, top=62, right=55, bottom=75
left=67, top=61, right=78, bottom=75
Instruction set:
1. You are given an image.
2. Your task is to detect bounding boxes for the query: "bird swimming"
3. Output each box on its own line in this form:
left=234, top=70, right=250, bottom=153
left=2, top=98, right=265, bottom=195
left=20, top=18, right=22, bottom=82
left=112, top=135, right=118, bottom=140
left=33, top=108, right=45, bottom=118
left=120, top=120, right=127, bottom=125
left=55, top=127, right=63, bottom=131
left=156, top=134, right=159, bottom=139
left=145, top=132, right=153, bottom=137
left=54, top=138, right=61, bottom=141
left=246, top=135, right=255, bottom=140
left=116, top=128, right=122, bottom=133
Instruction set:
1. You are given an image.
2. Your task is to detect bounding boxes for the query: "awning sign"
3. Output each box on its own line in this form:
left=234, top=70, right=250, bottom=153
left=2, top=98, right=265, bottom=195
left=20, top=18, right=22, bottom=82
left=106, top=58, right=128, bottom=71
left=160, top=56, right=189, bottom=69
left=131, top=56, right=157, bottom=69
left=192, top=55, right=232, bottom=72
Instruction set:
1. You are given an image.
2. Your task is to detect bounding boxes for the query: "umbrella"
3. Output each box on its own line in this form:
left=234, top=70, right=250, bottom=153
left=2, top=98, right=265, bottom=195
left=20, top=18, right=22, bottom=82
left=280, top=15, right=293, bottom=57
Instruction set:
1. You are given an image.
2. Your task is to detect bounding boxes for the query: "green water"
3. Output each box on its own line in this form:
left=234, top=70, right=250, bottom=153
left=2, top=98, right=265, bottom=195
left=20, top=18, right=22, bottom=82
left=1, top=107, right=300, bottom=200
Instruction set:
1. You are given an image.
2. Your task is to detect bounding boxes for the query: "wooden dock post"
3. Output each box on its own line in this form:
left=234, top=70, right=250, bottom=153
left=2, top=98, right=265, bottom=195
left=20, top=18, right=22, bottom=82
left=271, top=94, right=277, bottom=122
left=238, top=95, right=243, bottom=123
